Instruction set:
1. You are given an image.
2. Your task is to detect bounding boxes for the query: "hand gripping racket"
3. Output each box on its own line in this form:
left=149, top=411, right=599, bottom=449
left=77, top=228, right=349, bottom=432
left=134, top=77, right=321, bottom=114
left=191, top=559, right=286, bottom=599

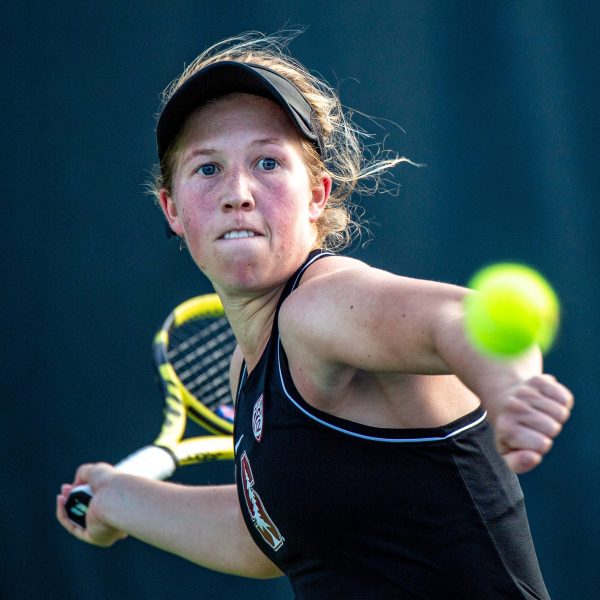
left=65, top=293, right=236, bottom=527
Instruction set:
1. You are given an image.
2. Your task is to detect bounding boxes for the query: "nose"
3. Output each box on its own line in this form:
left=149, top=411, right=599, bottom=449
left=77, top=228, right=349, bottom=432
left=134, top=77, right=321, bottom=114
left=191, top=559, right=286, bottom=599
left=220, top=169, right=255, bottom=212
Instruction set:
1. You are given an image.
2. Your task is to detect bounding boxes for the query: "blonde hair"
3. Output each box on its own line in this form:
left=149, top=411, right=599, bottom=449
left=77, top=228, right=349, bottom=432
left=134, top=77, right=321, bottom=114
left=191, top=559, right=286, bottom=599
left=151, top=30, right=413, bottom=252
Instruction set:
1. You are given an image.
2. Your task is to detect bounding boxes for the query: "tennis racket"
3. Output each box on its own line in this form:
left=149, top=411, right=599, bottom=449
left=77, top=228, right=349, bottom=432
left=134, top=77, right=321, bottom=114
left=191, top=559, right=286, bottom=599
left=65, top=293, right=236, bottom=528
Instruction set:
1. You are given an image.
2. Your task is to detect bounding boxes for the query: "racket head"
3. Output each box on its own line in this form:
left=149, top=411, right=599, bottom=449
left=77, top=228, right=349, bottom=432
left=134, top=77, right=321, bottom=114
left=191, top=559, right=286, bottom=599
left=153, top=293, right=236, bottom=445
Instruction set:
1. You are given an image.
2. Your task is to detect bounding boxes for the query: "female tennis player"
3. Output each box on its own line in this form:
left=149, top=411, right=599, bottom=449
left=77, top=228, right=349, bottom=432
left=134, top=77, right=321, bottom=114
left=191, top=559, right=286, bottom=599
left=57, top=31, right=573, bottom=598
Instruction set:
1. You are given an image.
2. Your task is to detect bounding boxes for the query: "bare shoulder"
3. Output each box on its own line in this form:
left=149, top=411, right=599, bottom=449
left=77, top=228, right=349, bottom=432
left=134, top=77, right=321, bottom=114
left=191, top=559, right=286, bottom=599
left=278, top=255, right=368, bottom=327
left=279, top=255, right=469, bottom=374
left=281, top=255, right=467, bottom=329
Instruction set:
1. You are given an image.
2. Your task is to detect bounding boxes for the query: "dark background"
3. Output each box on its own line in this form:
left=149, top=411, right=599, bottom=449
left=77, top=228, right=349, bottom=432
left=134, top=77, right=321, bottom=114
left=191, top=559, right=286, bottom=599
left=3, top=2, right=598, bottom=598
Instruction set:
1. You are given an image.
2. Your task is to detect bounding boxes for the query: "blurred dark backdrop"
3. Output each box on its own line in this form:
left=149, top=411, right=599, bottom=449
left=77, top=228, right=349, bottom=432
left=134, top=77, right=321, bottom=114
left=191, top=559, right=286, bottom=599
left=3, top=2, right=598, bottom=598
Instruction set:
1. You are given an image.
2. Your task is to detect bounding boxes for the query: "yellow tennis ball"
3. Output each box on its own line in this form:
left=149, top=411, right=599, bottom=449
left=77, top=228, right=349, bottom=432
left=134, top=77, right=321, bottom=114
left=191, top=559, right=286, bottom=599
left=464, top=263, right=560, bottom=357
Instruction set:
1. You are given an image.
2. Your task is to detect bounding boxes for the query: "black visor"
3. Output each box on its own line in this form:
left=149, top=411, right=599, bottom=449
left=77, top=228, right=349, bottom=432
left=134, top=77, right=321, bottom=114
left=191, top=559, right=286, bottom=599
left=156, top=61, right=321, bottom=164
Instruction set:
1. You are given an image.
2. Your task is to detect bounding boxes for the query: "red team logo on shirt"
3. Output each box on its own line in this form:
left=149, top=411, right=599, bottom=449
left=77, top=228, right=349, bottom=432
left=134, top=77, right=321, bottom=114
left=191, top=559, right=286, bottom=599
left=252, top=394, right=264, bottom=442
left=240, top=451, right=284, bottom=551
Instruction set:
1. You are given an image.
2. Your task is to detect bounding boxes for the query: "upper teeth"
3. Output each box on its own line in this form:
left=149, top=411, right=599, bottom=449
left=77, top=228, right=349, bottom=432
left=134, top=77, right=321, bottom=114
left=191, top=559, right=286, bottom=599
left=224, top=230, right=255, bottom=240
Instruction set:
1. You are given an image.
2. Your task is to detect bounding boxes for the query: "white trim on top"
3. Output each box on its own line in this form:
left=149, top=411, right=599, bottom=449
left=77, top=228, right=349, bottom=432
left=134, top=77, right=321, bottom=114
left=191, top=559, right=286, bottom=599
left=276, top=342, right=487, bottom=443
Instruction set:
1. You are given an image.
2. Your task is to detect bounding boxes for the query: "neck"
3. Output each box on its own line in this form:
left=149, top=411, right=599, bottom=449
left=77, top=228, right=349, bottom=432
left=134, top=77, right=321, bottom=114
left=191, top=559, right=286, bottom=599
left=214, top=284, right=284, bottom=373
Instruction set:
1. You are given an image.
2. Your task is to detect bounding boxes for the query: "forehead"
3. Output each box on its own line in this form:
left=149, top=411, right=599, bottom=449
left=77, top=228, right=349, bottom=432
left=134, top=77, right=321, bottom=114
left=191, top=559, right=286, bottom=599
left=178, top=93, right=301, bottom=146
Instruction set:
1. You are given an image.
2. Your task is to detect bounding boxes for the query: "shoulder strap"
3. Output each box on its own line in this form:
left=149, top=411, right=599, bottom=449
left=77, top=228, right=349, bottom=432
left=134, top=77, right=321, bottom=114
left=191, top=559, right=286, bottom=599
left=274, top=249, right=335, bottom=314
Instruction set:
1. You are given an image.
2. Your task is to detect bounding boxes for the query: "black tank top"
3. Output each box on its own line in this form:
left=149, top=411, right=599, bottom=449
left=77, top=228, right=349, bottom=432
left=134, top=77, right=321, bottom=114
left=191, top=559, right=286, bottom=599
left=234, top=250, right=549, bottom=599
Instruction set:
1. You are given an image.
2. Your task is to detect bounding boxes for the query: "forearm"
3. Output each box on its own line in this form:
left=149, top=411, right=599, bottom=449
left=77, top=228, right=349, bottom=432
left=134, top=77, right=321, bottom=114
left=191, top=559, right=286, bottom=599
left=93, top=476, right=281, bottom=578
left=432, top=302, right=542, bottom=413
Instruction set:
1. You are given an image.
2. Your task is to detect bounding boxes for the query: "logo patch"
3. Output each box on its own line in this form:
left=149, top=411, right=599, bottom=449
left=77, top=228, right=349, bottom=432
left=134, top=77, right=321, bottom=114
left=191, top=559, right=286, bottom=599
left=252, top=394, right=264, bottom=442
left=240, top=451, right=284, bottom=551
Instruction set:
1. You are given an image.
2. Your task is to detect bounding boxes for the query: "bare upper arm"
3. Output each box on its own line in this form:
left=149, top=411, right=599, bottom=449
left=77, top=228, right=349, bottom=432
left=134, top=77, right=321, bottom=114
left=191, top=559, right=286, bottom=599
left=279, top=257, right=469, bottom=376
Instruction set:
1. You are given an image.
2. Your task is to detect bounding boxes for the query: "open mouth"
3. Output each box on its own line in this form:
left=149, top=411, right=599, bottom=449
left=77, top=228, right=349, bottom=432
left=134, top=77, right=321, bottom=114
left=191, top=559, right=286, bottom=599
left=222, top=230, right=257, bottom=240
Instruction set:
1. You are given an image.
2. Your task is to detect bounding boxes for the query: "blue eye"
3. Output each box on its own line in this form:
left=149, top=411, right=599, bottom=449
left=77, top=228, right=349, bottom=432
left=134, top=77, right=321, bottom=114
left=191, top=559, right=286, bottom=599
left=257, top=157, right=279, bottom=171
left=197, top=163, right=219, bottom=177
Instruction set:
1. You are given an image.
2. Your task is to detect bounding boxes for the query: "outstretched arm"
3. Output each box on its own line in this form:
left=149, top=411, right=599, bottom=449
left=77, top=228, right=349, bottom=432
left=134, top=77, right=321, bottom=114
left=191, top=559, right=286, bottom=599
left=284, top=257, right=573, bottom=473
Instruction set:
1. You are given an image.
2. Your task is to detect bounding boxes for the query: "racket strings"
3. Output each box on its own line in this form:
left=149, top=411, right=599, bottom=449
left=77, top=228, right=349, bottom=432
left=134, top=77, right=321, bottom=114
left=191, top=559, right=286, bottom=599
left=168, top=316, right=236, bottom=408
left=171, top=317, right=227, bottom=355
left=182, top=355, right=232, bottom=408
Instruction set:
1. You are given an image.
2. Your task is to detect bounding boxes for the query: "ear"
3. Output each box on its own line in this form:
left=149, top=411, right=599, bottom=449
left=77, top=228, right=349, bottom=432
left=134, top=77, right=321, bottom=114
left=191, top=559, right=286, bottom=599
left=308, top=173, right=332, bottom=223
left=158, top=189, right=185, bottom=237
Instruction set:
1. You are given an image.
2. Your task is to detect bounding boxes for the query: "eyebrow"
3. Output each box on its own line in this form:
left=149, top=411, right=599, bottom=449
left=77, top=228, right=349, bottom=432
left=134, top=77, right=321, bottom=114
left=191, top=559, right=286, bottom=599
left=181, top=148, right=217, bottom=162
left=250, top=138, right=286, bottom=147
left=181, top=138, right=287, bottom=164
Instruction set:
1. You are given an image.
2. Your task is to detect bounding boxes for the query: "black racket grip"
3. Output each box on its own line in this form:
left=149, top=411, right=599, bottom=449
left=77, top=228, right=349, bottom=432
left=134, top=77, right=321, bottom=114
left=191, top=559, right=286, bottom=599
left=65, top=484, right=92, bottom=528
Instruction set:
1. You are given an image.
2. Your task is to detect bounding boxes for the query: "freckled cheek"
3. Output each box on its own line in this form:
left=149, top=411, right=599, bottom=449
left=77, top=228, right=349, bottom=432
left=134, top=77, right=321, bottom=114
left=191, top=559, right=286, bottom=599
left=177, top=194, right=214, bottom=231
left=177, top=206, right=194, bottom=232
left=266, top=177, right=309, bottom=210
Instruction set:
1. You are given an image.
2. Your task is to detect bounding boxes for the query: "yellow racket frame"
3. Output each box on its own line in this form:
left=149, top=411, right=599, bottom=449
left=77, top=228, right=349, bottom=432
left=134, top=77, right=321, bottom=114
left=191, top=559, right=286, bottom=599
left=152, top=293, right=235, bottom=464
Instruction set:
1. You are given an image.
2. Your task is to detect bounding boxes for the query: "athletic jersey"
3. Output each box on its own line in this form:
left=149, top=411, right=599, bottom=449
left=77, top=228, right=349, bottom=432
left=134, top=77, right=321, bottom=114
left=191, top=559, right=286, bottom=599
left=234, top=250, right=550, bottom=600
